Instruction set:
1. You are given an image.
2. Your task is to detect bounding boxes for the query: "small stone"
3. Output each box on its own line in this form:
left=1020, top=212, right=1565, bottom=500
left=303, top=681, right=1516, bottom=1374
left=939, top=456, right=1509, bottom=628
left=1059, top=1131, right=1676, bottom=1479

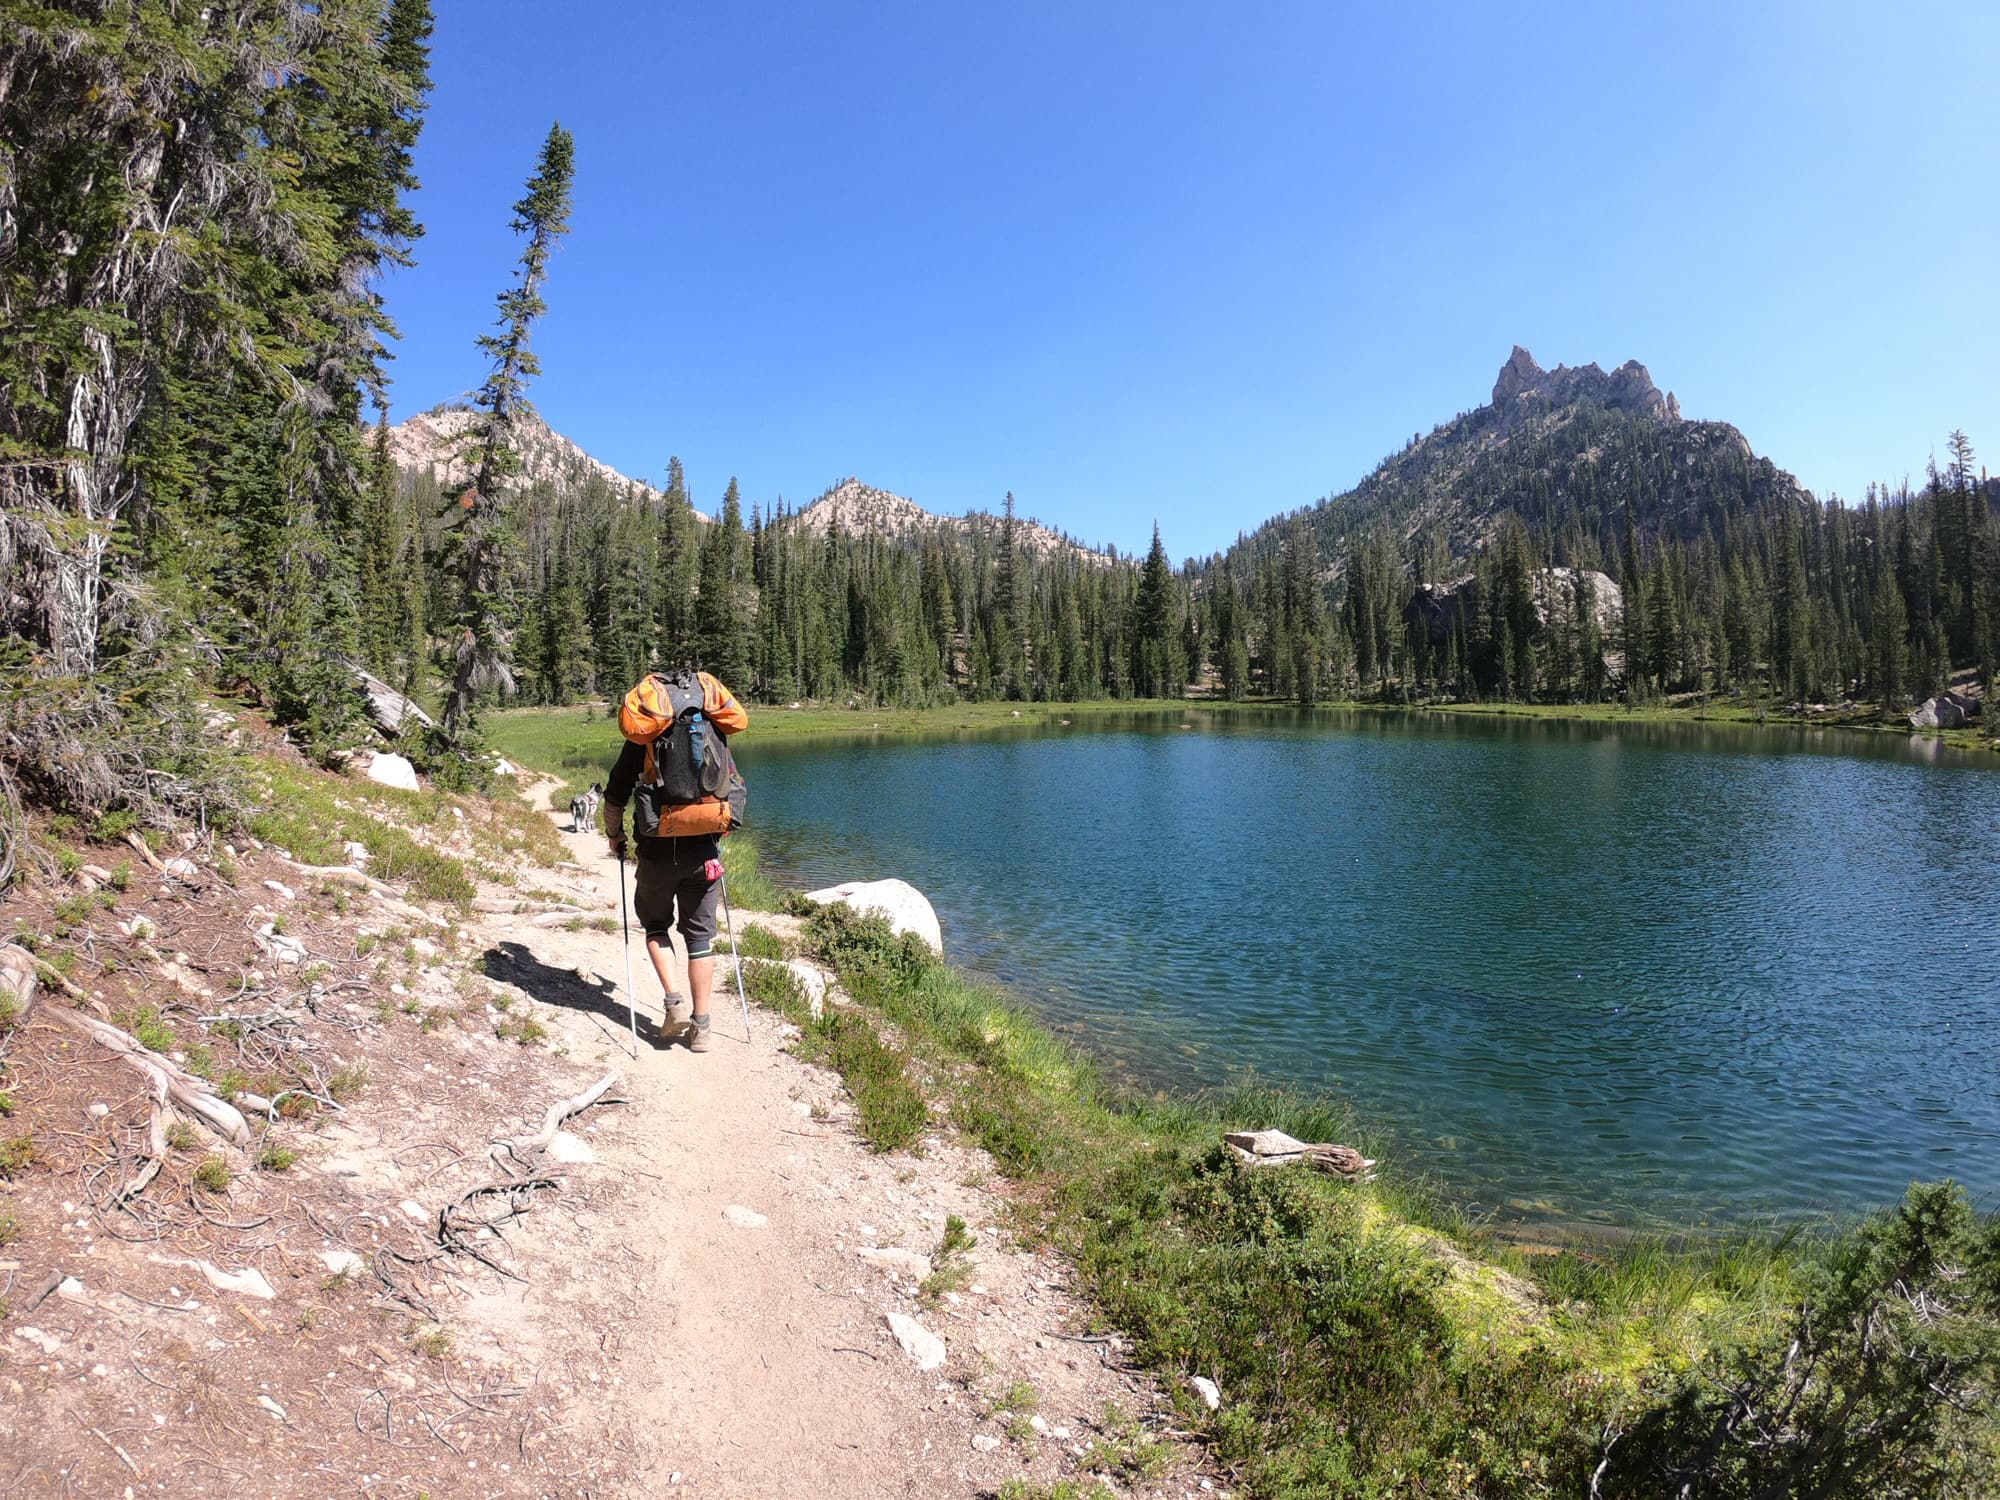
left=545, top=1131, right=593, bottom=1165
left=885, top=1311, right=946, bottom=1371
left=257, top=1395, right=287, bottom=1420
left=969, top=1433, right=1002, bottom=1452
left=857, top=1246, right=932, bottom=1279
left=1051, top=1425, right=1072, bottom=1441
left=87, top=1103, right=109, bottom=1119
left=320, top=1250, right=365, bottom=1277
left=262, top=880, right=296, bottom=901
left=723, top=1205, right=768, bottom=1229
left=399, top=1199, right=428, bottom=1222
left=12, top=1327, right=61, bottom=1355
left=1029, top=1414, right=1049, bottom=1434
left=1190, top=1374, right=1221, bottom=1410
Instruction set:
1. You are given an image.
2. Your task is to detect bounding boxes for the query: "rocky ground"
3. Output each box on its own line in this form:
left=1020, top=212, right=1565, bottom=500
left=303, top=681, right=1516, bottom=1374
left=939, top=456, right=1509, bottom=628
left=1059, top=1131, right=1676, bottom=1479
left=0, top=766, right=1221, bottom=1498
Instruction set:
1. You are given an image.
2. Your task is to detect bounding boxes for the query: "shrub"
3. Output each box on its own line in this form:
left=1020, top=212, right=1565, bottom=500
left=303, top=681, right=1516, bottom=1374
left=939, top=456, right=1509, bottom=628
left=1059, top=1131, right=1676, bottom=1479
left=192, top=1156, right=231, bottom=1193
left=1601, top=1180, right=2000, bottom=1499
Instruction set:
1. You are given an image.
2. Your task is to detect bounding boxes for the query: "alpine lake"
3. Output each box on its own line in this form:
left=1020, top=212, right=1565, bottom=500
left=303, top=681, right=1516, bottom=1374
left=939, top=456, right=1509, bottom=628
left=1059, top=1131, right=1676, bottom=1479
left=732, top=707, right=2000, bottom=1236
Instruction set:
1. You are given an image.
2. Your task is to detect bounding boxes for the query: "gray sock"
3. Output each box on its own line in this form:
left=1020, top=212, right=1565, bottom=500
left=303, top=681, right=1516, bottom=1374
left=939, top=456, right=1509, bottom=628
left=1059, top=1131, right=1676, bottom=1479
left=691, top=1013, right=711, bottom=1030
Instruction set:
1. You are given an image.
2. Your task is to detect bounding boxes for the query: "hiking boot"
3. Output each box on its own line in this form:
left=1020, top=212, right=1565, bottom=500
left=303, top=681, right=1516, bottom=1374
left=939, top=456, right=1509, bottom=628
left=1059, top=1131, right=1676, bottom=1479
left=686, top=1014, right=712, bottom=1053
left=664, top=992, right=691, bottom=1026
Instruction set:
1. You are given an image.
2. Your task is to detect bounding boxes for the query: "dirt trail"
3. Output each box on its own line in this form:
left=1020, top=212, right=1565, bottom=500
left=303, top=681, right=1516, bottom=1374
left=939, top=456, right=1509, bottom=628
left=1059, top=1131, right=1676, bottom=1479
left=477, top=781, right=1205, bottom=1499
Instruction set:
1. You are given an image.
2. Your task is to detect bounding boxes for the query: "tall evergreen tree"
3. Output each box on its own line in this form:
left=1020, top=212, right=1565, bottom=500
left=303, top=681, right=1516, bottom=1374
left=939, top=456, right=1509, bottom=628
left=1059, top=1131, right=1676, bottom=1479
left=441, top=122, right=575, bottom=740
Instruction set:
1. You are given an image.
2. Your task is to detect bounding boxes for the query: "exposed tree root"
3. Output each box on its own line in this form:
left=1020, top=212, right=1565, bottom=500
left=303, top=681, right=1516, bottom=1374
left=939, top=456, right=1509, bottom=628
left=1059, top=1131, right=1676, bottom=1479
left=489, top=1071, right=618, bottom=1178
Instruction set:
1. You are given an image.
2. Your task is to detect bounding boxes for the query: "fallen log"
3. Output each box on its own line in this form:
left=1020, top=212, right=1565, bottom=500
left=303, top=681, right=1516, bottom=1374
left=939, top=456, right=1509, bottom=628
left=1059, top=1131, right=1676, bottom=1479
left=471, top=898, right=589, bottom=916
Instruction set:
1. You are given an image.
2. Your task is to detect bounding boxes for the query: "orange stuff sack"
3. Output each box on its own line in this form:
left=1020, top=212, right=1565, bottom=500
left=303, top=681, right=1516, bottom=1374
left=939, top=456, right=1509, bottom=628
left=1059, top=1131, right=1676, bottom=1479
left=651, top=798, right=734, bottom=838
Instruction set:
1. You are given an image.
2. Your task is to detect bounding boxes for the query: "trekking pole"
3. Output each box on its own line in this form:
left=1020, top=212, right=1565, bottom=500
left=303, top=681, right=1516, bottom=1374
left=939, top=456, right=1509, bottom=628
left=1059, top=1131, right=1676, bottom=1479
left=616, top=850, right=640, bottom=1057
left=718, top=871, right=753, bottom=1042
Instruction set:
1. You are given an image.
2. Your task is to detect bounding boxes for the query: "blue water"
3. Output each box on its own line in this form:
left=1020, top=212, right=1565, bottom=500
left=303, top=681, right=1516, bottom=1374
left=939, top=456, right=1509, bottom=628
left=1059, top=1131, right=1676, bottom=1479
left=737, top=710, right=2000, bottom=1230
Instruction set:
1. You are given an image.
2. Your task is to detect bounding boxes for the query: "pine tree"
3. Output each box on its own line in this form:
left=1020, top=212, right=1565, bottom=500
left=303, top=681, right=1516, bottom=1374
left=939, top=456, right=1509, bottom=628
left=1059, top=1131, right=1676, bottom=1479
left=442, top=122, right=576, bottom=740
left=696, top=478, right=751, bottom=687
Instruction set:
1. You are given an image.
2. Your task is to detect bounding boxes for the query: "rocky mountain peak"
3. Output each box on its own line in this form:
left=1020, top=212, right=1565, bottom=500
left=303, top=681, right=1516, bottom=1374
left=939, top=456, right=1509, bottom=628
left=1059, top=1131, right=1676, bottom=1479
left=1488, top=347, right=1680, bottom=429
left=386, top=404, right=703, bottom=515
left=791, top=478, right=1113, bottom=567
left=1492, top=345, right=1546, bottom=408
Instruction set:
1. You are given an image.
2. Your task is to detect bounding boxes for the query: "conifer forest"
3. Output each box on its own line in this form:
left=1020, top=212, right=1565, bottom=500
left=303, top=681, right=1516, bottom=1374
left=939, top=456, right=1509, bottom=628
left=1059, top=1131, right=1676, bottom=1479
left=3, top=1, right=1997, bottom=836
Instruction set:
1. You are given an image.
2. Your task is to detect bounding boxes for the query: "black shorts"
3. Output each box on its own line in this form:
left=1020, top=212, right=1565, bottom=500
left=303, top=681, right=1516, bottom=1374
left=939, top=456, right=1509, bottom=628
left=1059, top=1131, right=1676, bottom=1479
left=632, top=838, right=721, bottom=957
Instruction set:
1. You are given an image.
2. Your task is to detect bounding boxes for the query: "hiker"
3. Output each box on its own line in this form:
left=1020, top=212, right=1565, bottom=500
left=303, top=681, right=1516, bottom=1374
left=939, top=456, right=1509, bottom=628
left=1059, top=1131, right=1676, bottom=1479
left=602, top=669, right=748, bottom=1052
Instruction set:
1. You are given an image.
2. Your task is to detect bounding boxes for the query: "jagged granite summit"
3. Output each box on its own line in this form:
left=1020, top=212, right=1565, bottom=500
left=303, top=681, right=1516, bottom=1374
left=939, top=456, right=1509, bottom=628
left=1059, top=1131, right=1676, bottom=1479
left=1490, top=345, right=1680, bottom=428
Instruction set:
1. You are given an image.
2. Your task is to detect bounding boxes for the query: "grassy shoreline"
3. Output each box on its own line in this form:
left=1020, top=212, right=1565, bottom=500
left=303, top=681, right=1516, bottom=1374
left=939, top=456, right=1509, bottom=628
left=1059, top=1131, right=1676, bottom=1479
left=491, top=691, right=1997, bottom=758
left=739, top=903, right=1998, bottom=1498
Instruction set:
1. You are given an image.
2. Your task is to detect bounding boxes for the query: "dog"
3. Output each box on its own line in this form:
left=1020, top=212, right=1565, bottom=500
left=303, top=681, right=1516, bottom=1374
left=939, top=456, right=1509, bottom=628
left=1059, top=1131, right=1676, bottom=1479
left=569, top=782, right=602, bottom=834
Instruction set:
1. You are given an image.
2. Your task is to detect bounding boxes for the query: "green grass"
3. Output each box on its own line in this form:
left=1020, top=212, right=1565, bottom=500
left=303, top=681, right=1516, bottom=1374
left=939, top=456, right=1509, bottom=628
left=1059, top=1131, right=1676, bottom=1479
left=0, top=1136, right=35, bottom=1176
left=244, top=758, right=565, bottom=909
left=192, top=1155, right=232, bottom=1192
left=746, top=961, right=927, bottom=1152
left=257, top=1141, right=298, bottom=1172
left=737, top=922, right=791, bottom=961
left=113, top=1006, right=177, bottom=1054
left=921, top=1213, right=976, bottom=1305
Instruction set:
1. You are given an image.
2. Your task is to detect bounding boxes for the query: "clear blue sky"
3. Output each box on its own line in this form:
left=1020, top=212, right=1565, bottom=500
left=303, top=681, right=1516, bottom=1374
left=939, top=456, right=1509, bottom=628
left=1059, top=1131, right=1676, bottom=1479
left=382, top=1, right=2000, bottom=559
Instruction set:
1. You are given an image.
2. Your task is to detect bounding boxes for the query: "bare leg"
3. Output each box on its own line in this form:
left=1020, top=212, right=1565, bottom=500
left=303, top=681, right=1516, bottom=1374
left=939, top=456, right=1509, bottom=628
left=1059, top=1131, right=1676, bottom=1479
left=643, top=935, right=684, bottom=1012
left=688, top=955, right=714, bottom=1021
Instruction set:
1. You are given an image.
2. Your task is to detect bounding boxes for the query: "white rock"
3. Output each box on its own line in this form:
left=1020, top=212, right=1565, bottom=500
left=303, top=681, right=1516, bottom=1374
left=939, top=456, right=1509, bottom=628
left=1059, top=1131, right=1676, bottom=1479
left=87, top=1103, right=109, bottom=1119
left=970, top=1433, right=1002, bottom=1452
left=1051, top=1425, right=1072, bottom=1440
left=320, top=1250, right=366, bottom=1278
left=122, top=915, right=157, bottom=940
left=885, top=1311, right=946, bottom=1371
left=1030, top=1414, right=1049, bottom=1434
left=723, top=1204, right=768, bottom=1229
left=363, top=752, right=420, bottom=793
left=262, top=880, right=296, bottom=901
left=147, top=1255, right=276, bottom=1300
left=1190, top=1374, right=1221, bottom=1410
left=802, top=879, right=944, bottom=955
left=343, top=840, right=372, bottom=866
left=545, top=1130, right=594, bottom=1165
left=11, top=1327, right=60, bottom=1355
left=399, top=1199, right=429, bottom=1223
left=409, top=937, right=440, bottom=961
left=858, top=1246, right=933, bottom=1279
left=56, top=1277, right=88, bottom=1304
left=257, top=1395, right=287, bottom=1420
left=163, top=856, right=200, bottom=880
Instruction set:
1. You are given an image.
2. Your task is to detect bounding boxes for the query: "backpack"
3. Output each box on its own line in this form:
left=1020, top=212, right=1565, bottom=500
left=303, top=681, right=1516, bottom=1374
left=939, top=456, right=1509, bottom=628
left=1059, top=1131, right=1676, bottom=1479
left=618, top=669, right=747, bottom=837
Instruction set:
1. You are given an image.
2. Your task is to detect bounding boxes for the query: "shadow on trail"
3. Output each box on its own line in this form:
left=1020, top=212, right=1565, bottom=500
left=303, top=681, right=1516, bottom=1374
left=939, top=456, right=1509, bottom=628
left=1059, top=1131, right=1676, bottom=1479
left=482, top=941, right=679, bottom=1049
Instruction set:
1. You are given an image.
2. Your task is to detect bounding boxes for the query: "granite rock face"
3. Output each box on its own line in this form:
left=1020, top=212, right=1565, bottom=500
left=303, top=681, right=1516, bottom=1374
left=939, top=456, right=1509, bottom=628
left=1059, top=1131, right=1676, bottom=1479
left=1490, top=346, right=1679, bottom=429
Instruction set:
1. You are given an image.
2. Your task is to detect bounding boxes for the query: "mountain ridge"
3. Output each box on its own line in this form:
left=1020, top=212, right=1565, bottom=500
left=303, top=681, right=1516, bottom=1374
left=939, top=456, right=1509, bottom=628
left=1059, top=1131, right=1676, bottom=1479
left=785, top=477, right=1117, bottom=566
